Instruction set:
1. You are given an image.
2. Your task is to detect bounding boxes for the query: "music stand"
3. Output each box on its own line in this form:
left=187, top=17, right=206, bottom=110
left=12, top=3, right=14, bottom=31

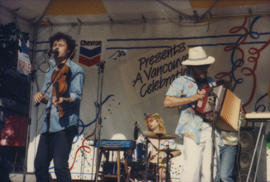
left=245, top=112, right=270, bottom=182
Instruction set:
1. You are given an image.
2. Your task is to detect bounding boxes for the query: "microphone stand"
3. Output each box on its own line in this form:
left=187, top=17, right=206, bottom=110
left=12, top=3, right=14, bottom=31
left=94, top=61, right=105, bottom=182
left=210, top=93, right=218, bottom=182
left=23, top=50, right=51, bottom=182
left=134, top=123, right=150, bottom=182
left=92, top=50, right=126, bottom=181
left=22, top=69, right=34, bottom=182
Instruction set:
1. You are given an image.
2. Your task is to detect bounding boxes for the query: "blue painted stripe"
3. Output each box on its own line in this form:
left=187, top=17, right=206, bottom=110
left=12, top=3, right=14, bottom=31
left=106, top=32, right=270, bottom=42
left=107, top=34, right=242, bottom=41
left=106, top=46, right=171, bottom=50
left=105, top=41, right=268, bottom=50
left=188, top=41, right=268, bottom=47
left=34, top=41, right=268, bottom=52
left=80, top=46, right=101, bottom=57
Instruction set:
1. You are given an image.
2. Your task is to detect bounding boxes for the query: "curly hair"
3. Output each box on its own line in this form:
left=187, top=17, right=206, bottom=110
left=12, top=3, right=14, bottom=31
left=145, top=113, right=166, bottom=134
left=49, top=32, right=76, bottom=59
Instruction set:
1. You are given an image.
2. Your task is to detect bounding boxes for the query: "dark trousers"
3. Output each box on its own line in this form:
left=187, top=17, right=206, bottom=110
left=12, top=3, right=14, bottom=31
left=34, top=126, right=77, bottom=182
left=0, top=155, right=12, bottom=182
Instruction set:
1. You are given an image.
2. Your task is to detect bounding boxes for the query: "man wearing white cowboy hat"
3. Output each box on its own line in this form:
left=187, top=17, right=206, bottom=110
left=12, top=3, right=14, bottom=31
left=164, top=46, right=217, bottom=182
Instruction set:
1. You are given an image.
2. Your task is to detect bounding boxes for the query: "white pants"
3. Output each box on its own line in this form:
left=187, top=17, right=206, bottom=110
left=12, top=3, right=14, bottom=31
left=181, top=122, right=214, bottom=182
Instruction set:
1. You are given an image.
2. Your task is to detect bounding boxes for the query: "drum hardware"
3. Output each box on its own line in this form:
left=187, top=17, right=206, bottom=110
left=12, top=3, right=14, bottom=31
left=159, top=147, right=181, bottom=182
left=146, top=132, right=175, bottom=182
left=143, top=132, right=177, bottom=182
left=144, top=132, right=176, bottom=140
left=97, top=131, right=179, bottom=181
left=156, top=133, right=162, bottom=182
left=158, top=148, right=179, bottom=153
left=132, top=123, right=178, bottom=181
left=137, top=132, right=163, bottom=182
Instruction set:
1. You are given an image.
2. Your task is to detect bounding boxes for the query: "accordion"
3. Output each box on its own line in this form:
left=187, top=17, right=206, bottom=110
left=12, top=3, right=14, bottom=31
left=196, top=85, right=241, bottom=131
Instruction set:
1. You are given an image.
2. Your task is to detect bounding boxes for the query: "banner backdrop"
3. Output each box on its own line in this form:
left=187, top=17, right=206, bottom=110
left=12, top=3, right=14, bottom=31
left=120, top=42, right=187, bottom=103
left=27, top=16, right=270, bottom=181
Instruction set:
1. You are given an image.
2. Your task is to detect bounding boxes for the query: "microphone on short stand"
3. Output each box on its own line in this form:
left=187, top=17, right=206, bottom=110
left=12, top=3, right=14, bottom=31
left=134, top=121, right=139, bottom=140
left=216, top=79, right=225, bottom=86
left=208, top=90, right=218, bottom=98
left=48, top=49, right=59, bottom=58
left=147, top=151, right=151, bottom=161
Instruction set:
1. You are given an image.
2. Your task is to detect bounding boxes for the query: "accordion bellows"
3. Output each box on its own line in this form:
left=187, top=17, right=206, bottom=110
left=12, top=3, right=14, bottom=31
left=217, top=89, right=241, bottom=131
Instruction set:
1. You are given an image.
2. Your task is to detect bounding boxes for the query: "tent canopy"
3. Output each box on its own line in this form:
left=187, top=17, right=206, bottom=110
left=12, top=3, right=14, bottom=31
left=1, top=0, right=270, bottom=25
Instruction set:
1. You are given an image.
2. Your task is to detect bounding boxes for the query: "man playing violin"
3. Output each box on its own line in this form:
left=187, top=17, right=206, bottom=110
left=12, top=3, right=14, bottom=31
left=33, top=32, right=84, bottom=182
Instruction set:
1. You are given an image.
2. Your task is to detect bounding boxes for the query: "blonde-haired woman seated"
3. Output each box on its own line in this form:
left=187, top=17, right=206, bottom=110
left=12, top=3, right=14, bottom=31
left=135, top=113, right=181, bottom=182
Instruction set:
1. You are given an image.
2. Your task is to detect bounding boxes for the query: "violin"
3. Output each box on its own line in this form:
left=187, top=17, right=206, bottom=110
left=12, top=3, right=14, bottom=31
left=35, top=48, right=75, bottom=118
left=51, top=62, right=71, bottom=118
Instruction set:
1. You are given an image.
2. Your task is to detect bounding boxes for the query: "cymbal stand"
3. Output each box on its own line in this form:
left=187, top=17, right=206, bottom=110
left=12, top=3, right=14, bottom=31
left=164, top=145, right=171, bottom=182
left=143, top=135, right=161, bottom=182
left=155, top=133, right=163, bottom=182
left=144, top=137, right=150, bottom=182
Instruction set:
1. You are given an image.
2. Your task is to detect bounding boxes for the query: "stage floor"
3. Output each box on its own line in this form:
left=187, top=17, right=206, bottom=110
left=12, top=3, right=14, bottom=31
left=9, top=173, right=101, bottom=182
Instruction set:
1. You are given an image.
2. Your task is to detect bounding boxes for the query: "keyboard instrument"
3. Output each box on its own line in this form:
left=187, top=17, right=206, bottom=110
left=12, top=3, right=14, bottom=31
left=245, top=112, right=270, bottom=121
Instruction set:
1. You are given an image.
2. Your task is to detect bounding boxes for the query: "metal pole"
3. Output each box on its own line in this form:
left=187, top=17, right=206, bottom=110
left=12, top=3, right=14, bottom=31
left=94, top=61, right=105, bottom=182
left=210, top=95, right=218, bottom=182
left=22, top=22, right=40, bottom=182
left=246, top=122, right=264, bottom=182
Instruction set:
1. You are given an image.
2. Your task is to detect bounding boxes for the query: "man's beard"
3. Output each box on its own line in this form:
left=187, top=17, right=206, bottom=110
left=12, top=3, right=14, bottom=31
left=193, top=72, right=207, bottom=81
left=194, top=75, right=208, bottom=88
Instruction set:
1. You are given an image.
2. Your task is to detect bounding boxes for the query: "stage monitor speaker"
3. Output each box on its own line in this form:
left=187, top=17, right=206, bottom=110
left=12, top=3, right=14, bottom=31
left=237, top=127, right=267, bottom=182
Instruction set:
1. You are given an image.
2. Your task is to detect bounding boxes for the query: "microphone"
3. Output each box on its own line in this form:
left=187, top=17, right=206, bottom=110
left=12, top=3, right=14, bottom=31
left=48, top=49, right=58, bottom=57
left=216, top=79, right=225, bottom=86
left=208, top=88, right=218, bottom=98
left=134, top=121, right=139, bottom=140
left=119, top=50, right=127, bottom=56
left=208, top=90, right=217, bottom=97
left=108, top=50, right=127, bottom=61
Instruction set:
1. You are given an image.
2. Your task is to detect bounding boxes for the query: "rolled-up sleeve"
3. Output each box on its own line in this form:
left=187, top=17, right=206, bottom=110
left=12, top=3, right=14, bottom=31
left=70, top=66, right=84, bottom=102
left=166, top=77, right=184, bottom=97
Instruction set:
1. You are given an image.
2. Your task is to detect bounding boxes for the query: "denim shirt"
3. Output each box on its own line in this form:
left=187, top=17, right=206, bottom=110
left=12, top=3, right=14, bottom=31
left=41, top=59, right=84, bottom=133
left=166, top=75, right=216, bottom=144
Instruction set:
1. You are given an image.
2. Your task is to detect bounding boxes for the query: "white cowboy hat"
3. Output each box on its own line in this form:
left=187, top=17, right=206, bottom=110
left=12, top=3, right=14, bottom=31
left=182, top=46, right=215, bottom=66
